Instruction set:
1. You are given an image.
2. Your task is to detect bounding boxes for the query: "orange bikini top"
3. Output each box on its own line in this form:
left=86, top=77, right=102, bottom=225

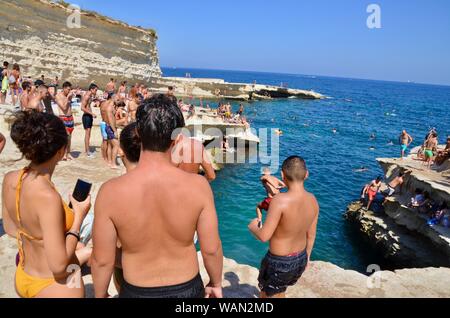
left=15, top=168, right=74, bottom=243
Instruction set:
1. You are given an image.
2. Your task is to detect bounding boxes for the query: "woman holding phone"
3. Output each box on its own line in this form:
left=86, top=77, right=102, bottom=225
left=1, top=111, right=92, bottom=298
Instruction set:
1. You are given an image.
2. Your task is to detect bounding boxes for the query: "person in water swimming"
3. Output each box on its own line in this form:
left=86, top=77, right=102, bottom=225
left=2, top=111, right=92, bottom=298
left=92, top=94, right=223, bottom=299
left=249, top=156, right=319, bottom=298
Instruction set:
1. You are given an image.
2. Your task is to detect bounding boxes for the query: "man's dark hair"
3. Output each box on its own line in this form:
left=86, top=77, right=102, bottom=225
left=89, top=83, right=98, bottom=91
left=168, top=86, right=174, bottom=91
left=376, top=176, right=383, bottom=182
left=136, top=94, right=185, bottom=153
left=282, top=156, right=308, bottom=182
left=62, top=81, right=72, bottom=89
left=120, top=122, right=141, bottom=164
left=3, top=61, right=8, bottom=67
left=22, top=81, right=31, bottom=90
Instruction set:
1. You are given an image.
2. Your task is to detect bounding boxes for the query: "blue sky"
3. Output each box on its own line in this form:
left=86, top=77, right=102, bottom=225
left=73, top=0, right=450, bottom=86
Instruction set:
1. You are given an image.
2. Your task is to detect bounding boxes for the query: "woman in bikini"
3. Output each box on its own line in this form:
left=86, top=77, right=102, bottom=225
left=9, top=64, right=21, bottom=107
left=1, top=111, right=92, bottom=298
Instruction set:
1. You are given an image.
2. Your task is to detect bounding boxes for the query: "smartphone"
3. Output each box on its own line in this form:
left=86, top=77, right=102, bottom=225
left=68, top=179, right=92, bottom=209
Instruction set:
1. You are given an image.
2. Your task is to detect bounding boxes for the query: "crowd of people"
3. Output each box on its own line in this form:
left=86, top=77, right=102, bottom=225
left=1, top=81, right=319, bottom=298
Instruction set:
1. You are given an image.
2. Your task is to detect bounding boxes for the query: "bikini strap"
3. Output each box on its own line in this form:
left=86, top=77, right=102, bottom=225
left=15, top=168, right=30, bottom=225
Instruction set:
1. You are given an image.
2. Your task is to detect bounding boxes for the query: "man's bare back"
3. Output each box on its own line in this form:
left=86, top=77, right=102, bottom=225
left=174, top=136, right=216, bottom=181
left=98, top=162, right=211, bottom=286
left=268, top=190, right=319, bottom=256
left=249, top=156, right=319, bottom=298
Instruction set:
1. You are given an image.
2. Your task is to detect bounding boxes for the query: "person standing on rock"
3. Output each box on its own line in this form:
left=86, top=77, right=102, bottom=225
left=81, top=83, right=99, bottom=158
left=55, top=81, right=76, bottom=160
left=92, top=94, right=223, bottom=298
left=0, top=61, right=9, bottom=104
left=399, top=130, right=413, bottom=159
left=364, top=176, right=382, bottom=210
left=248, top=156, right=319, bottom=298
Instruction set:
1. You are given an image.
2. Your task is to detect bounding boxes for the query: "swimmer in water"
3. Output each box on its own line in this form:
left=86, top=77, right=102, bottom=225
left=354, top=166, right=369, bottom=173
left=370, top=146, right=375, bottom=151
left=275, top=129, right=283, bottom=136
left=370, top=133, right=376, bottom=140
left=387, top=140, right=395, bottom=146
left=332, top=129, right=338, bottom=134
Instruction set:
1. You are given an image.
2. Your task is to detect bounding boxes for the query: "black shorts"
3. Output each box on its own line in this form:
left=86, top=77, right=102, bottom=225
left=82, top=113, right=93, bottom=129
left=258, top=250, right=308, bottom=297
left=119, top=273, right=205, bottom=299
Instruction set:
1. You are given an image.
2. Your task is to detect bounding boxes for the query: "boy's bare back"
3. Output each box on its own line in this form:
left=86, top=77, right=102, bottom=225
left=269, top=190, right=319, bottom=257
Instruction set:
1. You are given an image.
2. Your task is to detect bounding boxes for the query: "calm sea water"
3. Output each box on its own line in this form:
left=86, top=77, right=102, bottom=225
left=163, top=67, right=450, bottom=272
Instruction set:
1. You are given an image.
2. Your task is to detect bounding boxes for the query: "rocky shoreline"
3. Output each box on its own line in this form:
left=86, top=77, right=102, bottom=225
left=345, top=155, right=450, bottom=269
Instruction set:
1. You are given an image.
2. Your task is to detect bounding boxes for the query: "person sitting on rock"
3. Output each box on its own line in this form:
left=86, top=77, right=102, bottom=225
left=435, top=136, right=450, bottom=166
left=409, top=189, right=425, bottom=208
left=428, top=202, right=449, bottom=226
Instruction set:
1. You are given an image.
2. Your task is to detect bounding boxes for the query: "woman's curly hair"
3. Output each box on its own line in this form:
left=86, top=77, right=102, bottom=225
left=11, top=111, right=68, bottom=164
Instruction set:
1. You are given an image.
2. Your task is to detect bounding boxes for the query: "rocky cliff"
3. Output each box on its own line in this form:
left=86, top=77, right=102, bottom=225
left=0, top=0, right=161, bottom=88
left=345, top=156, right=450, bottom=268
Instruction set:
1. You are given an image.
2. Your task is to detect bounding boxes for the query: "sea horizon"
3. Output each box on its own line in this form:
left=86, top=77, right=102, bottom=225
left=161, top=66, right=450, bottom=89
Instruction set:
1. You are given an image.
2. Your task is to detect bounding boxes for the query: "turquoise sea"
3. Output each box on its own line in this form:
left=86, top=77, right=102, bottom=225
left=163, top=67, right=450, bottom=273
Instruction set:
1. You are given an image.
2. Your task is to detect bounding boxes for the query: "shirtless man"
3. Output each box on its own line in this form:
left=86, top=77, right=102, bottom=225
left=105, top=78, right=116, bottom=96
left=256, top=167, right=286, bottom=223
left=100, top=95, right=120, bottom=169
left=248, top=156, right=319, bottom=298
left=172, top=135, right=216, bottom=182
left=20, top=81, right=32, bottom=110
left=92, top=94, right=223, bottom=298
left=423, top=133, right=438, bottom=168
left=55, top=81, right=76, bottom=160
left=81, top=84, right=98, bottom=157
left=384, top=171, right=411, bottom=197
left=399, top=130, right=413, bottom=159
left=364, top=176, right=383, bottom=210
left=127, top=89, right=140, bottom=122
left=26, top=85, right=48, bottom=112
